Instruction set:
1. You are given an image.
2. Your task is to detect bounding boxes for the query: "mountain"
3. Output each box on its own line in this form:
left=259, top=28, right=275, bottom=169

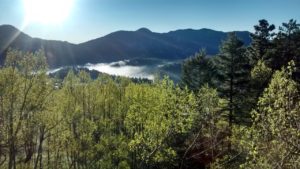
left=0, top=25, right=251, bottom=68
left=0, top=25, right=80, bottom=67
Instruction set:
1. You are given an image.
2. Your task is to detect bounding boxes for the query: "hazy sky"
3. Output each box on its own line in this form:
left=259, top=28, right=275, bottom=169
left=1, top=0, right=300, bottom=43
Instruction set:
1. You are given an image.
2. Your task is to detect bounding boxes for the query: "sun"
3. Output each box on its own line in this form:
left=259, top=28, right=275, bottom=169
left=23, top=0, right=74, bottom=24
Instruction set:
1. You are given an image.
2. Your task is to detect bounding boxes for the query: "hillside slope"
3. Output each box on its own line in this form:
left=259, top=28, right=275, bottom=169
left=0, top=25, right=251, bottom=68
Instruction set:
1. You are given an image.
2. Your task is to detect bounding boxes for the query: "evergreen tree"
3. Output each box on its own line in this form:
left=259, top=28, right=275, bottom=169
left=215, top=33, right=251, bottom=125
left=181, top=50, right=216, bottom=91
left=273, top=19, right=300, bottom=82
left=248, top=19, right=275, bottom=64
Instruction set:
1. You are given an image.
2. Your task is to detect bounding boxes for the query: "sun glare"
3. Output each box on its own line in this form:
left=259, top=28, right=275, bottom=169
left=23, top=0, right=74, bottom=24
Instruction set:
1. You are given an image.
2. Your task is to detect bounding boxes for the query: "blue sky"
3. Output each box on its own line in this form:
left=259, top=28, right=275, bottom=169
left=1, top=0, right=300, bottom=43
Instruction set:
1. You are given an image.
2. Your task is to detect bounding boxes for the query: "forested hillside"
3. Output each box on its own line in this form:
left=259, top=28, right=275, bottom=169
left=0, top=19, right=299, bottom=169
left=0, top=25, right=251, bottom=68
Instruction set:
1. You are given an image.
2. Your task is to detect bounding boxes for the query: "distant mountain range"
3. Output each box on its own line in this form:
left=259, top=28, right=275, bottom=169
left=0, top=25, right=251, bottom=68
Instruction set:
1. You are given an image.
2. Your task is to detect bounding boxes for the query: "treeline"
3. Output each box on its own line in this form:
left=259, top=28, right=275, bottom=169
left=0, top=49, right=195, bottom=169
left=0, top=19, right=299, bottom=169
left=181, top=19, right=300, bottom=168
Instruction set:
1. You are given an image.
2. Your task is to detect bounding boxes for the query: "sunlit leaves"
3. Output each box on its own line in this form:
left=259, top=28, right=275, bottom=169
left=124, top=78, right=196, bottom=166
left=243, top=62, right=300, bottom=168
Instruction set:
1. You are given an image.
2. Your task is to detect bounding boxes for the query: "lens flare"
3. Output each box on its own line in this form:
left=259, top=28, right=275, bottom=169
left=23, top=0, right=74, bottom=24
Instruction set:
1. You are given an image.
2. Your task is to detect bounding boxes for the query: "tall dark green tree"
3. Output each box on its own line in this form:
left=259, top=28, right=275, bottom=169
left=272, top=19, right=300, bottom=82
left=248, top=19, right=275, bottom=64
left=215, top=33, right=251, bottom=126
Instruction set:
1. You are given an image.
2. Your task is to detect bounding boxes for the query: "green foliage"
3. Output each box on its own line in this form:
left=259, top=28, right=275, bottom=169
left=273, top=19, right=300, bottom=83
left=181, top=50, right=216, bottom=91
left=249, top=60, right=273, bottom=109
left=251, top=60, right=272, bottom=85
left=0, top=49, right=52, bottom=169
left=242, top=61, right=300, bottom=168
left=181, top=19, right=300, bottom=168
left=271, top=19, right=300, bottom=70
left=180, top=85, right=229, bottom=168
left=215, top=33, right=251, bottom=123
left=1, top=19, right=300, bottom=169
left=0, top=50, right=200, bottom=169
left=125, top=78, right=196, bottom=168
left=249, top=19, right=276, bottom=63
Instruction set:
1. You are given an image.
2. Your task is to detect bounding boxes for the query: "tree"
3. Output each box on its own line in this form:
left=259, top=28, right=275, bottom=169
left=125, top=78, right=196, bottom=168
left=248, top=19, right=275, bottom=64
left=0, top=49, right=50, bottom=169
left=59, top=71, right=131, bottom=169
left=180, top=85, right=227, bottom=168
left=249, top=60, right=273, bottom=109
left=181, top=50, right=216, bottom=91
left=242, top=61, right=300, bottom=168
left=215, top=33, right=251, bottom=126
left=272, top=19, right=300, bottom=82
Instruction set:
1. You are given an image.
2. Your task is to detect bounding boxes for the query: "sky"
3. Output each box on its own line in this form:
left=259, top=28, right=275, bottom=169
left=0, top=0, right=300, bottom=44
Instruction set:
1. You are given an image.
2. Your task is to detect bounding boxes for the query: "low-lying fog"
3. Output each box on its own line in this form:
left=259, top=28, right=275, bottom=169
left=49, top=59, right=182, bottom=81
left=84, top=60, right=155, bottom=80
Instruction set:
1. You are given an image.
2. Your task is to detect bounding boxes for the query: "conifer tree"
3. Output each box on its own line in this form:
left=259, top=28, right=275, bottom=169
left=273, top=19, right=300, bottom=82
left=215, top=33, right=251, bottom=125
left=248, top=19, right=275, bottom=64
left=181, top=50, right=216, bottom=91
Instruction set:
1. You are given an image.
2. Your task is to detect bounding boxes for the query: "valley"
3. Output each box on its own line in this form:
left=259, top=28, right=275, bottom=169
left=0, top=25, right=251, bottom=82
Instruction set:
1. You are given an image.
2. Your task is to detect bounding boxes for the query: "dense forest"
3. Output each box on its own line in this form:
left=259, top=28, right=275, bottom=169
left=0, top=19, right=299, bottom=169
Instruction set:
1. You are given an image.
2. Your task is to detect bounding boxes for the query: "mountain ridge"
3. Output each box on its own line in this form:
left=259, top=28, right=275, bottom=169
left=0, top=25, right=252, bottom=68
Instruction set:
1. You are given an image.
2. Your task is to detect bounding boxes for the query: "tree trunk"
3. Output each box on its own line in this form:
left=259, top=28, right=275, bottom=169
left=8, top=100, right=16, bottom=169
left=8, top=138, right=16, bottom=169
left=34, top=127, right=45, bottom=169
left=228, top=64, right=234, bottom=153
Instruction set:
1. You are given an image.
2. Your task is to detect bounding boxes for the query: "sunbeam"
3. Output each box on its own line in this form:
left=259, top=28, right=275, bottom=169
left=23, top=0, right=74, bottom=24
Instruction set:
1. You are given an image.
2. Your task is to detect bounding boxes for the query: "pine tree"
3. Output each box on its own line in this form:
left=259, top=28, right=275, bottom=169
left=248, top=19, right=275, bottom=64
left=273, top=19, right=300, bottom=82
left=215, top=33, right=251, bottom=125
left=181, top=50, right=216, bottom=91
